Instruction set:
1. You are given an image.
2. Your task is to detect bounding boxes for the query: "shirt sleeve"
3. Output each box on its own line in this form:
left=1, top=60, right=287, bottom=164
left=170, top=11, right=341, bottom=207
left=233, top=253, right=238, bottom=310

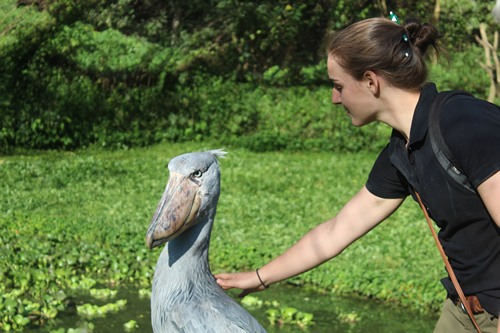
left=441, top=96, right=500, bottom=189
left=366, top=144, right=410, bottom=199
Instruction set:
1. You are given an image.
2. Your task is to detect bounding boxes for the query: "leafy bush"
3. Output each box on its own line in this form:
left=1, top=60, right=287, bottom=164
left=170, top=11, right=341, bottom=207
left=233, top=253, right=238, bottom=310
left=0, top=0, right=497, bottom=152
left=430, top=45, right=491, bottom=98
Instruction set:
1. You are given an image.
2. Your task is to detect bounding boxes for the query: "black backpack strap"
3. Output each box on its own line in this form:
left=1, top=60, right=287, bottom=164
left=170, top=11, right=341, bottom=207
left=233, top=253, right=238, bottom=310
left=428, top=90, right=476, bottom=193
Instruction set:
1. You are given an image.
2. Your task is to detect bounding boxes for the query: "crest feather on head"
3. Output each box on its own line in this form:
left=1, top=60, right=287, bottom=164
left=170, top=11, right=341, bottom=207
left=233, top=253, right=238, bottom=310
left=205, top=149, right=227, bottom=163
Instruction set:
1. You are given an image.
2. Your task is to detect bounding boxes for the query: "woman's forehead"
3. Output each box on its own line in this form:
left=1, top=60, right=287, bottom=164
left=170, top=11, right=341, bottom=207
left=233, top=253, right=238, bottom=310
left=327, top=56, right=347, bottom=80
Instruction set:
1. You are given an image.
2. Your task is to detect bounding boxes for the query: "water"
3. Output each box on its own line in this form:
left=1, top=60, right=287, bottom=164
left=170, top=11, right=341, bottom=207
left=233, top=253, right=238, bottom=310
left=241, top=285, right=438, bottom=332
left=24, top=284, right=438, bottom=332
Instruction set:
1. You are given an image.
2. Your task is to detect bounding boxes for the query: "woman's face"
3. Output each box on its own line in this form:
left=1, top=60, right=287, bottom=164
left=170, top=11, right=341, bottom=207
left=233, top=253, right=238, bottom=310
left=327, top=55, right=377, bottom=127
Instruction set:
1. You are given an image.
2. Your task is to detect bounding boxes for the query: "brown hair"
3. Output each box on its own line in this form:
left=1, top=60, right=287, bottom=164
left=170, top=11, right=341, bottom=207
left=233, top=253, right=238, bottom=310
left=326, top=17, right=442, bottom=91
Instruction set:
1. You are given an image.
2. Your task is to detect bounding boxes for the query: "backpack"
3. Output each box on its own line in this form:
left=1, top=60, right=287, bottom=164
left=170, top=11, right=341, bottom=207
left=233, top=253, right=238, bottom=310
left=428, top=90, right=476, bottom=193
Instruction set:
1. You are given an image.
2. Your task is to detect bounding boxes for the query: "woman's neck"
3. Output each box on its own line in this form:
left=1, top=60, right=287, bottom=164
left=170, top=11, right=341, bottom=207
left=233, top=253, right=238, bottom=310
left=377, top=87, right=421, bottom=143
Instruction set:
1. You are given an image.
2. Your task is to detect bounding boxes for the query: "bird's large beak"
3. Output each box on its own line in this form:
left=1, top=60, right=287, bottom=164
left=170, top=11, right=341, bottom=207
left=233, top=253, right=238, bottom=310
left=145, top=172, right=201, bottom=250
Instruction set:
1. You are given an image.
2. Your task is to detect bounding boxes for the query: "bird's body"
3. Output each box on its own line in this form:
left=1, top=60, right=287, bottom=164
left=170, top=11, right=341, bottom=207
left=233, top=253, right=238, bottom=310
left=146, top=150, right=266, bottom=333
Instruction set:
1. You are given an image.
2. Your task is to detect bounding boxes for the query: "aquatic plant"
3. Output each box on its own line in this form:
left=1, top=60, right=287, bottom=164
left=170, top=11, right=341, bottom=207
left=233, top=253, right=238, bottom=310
left=138, top=288, right=152, bottom=299
left=266, top=307, right=315, bottom=328
left=76, top=300, right=127, bottom=319
left=337, top=311, right=361, bottom=323
left=89, top=288, right=118, bottom=299
left=50, top=321, right=95, bottom=333
left=123, top=320, right=138, bottom=331
left=240, top=295, right=315, bottom=328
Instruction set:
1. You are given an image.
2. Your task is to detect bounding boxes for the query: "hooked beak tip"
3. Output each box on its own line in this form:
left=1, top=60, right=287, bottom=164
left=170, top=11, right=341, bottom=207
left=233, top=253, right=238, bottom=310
left=145, top=227, right=159, bottom=250
left=146, top=226, right=169, bottom=250
left=145, top=234, right=153, bottom=250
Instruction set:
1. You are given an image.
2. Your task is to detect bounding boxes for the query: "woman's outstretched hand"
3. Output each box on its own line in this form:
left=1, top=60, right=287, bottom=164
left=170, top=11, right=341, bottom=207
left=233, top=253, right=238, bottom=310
left=214, top=271, right=267, bottom=298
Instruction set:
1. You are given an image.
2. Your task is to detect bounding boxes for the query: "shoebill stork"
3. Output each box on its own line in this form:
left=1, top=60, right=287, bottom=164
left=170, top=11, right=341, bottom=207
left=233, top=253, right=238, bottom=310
left=146, top=150, right=267, bottom=333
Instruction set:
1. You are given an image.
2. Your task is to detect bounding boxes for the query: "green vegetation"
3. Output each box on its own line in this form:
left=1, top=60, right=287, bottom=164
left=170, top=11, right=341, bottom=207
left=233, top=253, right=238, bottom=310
left=241, top=295, right=315, bottom=328
left=0, top=0, right=496, bottom=151
left=0, top=143, right=444, bottom=330
left=123, top=320, right=139, bottom=331
left=265, top=306, right=314, bottom=328
left=76, top=300, right=127, bottom=319
left=0, top=0, right=495, bottom=330
left=50, top=322, right=94, bottom=333
left=88, top=288, right=117, bottom=299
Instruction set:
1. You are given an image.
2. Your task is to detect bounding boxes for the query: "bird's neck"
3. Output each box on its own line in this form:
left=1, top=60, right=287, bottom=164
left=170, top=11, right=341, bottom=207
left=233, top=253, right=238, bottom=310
left=154, top=215, right=215, bottom=286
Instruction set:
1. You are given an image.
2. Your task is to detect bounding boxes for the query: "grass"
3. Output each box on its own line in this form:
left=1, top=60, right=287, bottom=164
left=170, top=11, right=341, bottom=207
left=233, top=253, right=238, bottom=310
left=0, top=142, right=445, bottom=330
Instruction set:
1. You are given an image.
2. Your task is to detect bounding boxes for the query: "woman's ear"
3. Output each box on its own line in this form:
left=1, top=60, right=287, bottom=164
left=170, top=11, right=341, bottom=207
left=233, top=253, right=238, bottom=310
left=363, top=71, right=380, bottom=97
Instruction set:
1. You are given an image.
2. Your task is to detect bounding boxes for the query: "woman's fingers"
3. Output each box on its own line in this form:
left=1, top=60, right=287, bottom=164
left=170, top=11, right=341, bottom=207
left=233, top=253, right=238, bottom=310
left=214, top=271, right=265, bottom=296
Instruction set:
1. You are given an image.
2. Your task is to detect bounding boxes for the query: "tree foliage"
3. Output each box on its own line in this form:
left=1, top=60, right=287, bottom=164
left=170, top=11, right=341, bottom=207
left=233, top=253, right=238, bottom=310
left=0, top=0, right=497, bottom=151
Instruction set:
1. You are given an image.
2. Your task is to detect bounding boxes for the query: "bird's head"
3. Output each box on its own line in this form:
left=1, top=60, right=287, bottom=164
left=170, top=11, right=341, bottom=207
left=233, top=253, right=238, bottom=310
left=145, top=149, right=227, bottom=250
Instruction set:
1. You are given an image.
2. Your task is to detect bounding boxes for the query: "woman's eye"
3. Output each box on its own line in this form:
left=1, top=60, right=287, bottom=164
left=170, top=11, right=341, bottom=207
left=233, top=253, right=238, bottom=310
left=193, top=170, right=202, bottom=178
left=334, top=85, right=342, bottom=92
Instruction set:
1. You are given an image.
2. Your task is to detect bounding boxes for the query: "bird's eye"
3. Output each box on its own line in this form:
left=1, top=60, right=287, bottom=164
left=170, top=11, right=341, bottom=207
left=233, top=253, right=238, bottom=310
left=192, top=170, right=202, bottom=178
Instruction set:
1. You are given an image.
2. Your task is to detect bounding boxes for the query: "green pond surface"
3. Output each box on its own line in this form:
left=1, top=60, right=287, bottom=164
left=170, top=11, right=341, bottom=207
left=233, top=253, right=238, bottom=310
left=23, top=283, right=438, bottom=332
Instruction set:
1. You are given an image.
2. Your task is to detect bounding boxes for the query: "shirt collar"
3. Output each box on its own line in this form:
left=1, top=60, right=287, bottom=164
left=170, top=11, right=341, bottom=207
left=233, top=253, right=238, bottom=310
left=408, top=82, right=439, bottom=147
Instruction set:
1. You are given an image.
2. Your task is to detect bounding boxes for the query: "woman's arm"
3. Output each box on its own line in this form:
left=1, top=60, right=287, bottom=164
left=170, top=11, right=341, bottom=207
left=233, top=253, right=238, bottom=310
left=477, top=170, right=500, bottom=229
left=476, top=170, right=500, bottom=330
left=215, top=186, right=404, bottom=297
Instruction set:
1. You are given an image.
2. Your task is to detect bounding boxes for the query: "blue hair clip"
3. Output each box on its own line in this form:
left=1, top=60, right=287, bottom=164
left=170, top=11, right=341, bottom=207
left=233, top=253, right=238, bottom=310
left=390, top=11, right=400, bottom=24
left=390, top=11, right=410, bottom=57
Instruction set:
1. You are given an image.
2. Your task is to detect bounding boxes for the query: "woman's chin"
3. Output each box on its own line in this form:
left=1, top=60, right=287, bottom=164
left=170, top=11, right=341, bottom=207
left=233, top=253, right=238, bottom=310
left=347, top=114, right=362, bottom=127
left=348, top=115, right=371, bottom=128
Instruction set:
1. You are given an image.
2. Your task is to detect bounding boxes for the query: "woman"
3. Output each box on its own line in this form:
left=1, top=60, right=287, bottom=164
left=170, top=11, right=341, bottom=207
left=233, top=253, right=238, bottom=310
left=215, top=15, right=500, bottom=332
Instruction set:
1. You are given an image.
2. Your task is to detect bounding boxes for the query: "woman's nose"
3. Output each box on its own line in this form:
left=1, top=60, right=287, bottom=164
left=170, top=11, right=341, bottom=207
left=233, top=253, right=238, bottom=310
left=331, top=89, right=341, bottom=104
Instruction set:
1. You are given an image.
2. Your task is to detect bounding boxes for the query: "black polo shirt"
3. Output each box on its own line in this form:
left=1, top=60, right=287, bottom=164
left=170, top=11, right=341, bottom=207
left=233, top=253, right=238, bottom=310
left=366, top=83, right=500, bottom=316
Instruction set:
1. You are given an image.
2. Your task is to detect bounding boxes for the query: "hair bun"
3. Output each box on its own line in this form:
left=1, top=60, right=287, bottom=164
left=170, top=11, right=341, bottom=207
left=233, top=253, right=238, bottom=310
left=403, top=18, right=440, bottom=55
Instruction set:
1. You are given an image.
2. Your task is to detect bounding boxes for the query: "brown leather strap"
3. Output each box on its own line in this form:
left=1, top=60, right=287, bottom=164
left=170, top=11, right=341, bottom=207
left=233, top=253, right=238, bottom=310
left=464, top=296, right=484, bottom=314
left=414, top=190, right=482, bottom=333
